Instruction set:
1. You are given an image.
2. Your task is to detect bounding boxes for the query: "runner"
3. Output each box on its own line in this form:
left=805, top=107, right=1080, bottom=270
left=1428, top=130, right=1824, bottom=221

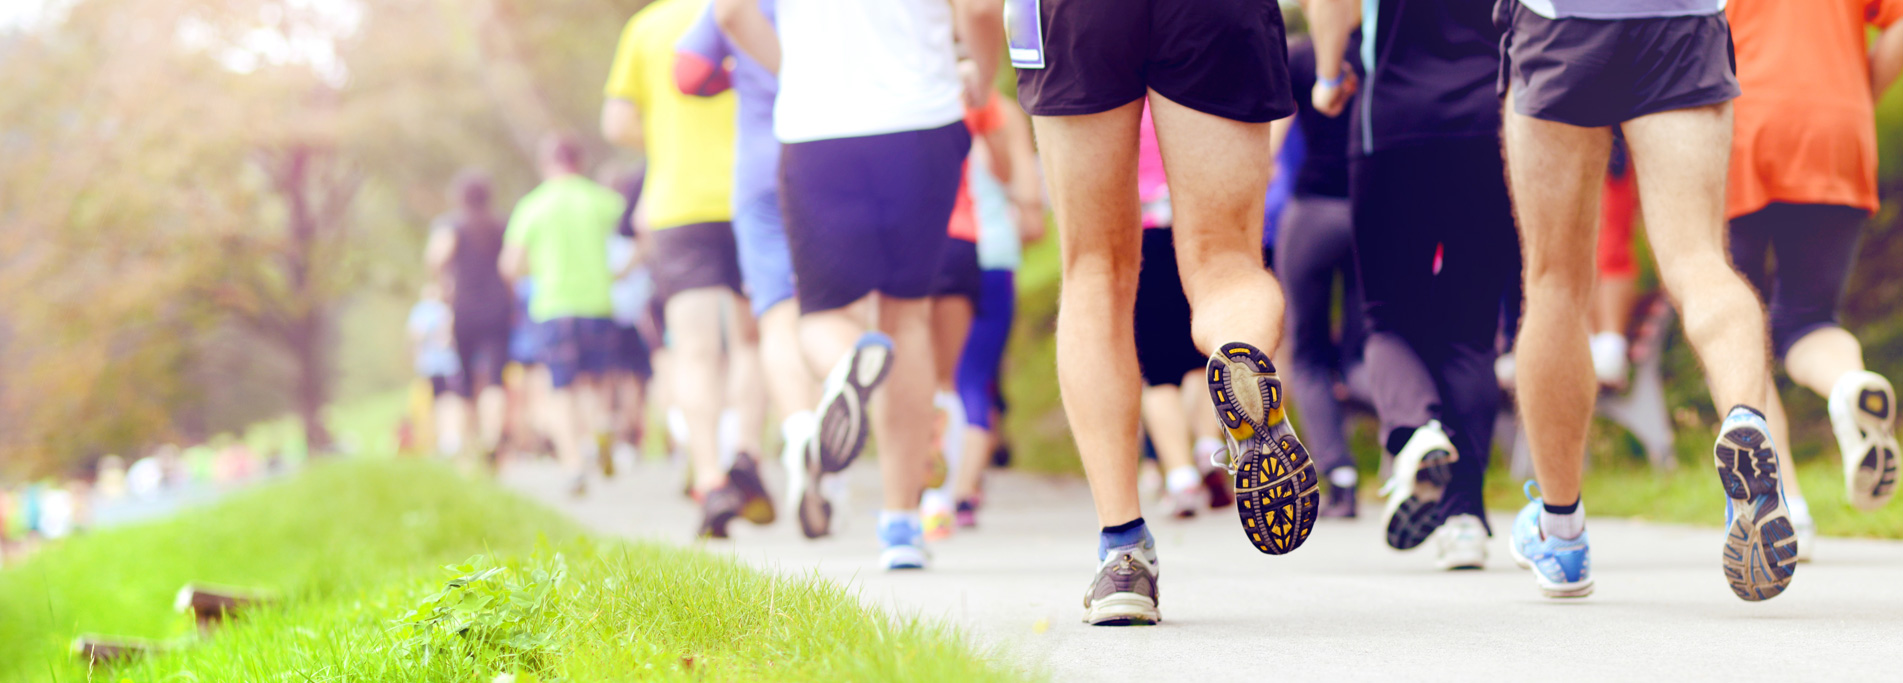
left=715, top=0, right=1003, bottom=570
left=603, top=0, right=773, bottom=538
left=1271, top=33, right=1370, bottom=520
left=1013, top=0, right=1316, bottom=625
left=426, top=169, right=514, bottom=465
left=498, top=134, right=622, bottom=497
left=1725, top=0, right=1903, bottom=560
left=948, top=94, right=1045, bottom=529
left=407, top=281, right=463, bottom=456
left=1308, top=0, right=1517, bottom=571
left=1130, top=103, right=1240, bottom=521
left=605, top=169, right=656, bottom=471
left=1496, top=0, right=1795, bottom=601
left=1591, top=138, right=1640, bottom=390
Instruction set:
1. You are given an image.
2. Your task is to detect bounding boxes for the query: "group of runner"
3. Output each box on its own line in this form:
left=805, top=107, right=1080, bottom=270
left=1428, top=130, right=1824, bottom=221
left=409, top=0, right=1903, bottom=621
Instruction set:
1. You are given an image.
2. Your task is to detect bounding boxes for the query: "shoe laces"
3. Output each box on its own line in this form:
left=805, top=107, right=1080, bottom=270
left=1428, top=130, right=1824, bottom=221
left=1208, top=434, right=1241, bottom=474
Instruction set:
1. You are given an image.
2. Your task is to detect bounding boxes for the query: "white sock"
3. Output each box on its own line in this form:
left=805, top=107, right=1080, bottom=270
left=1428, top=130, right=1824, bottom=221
left=1329, top=467, right=1358, bottom=489
left=667, top=408, right=689, bottom=445
left=1165, top=465, right=1202, bottom=494
left=1540, top=501, right=1587, bottom=541
left=1589, top=332, right=1629, bottom=383
left=717, top=409, right=739, bottom=469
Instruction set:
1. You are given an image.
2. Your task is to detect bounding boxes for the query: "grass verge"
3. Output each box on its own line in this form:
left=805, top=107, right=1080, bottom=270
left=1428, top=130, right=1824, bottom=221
left=0, top=460, right=1022, bottom=682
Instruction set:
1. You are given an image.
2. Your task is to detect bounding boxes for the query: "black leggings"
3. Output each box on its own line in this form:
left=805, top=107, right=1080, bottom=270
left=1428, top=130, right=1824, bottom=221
left=1728, top=202, right=1865, bottom=359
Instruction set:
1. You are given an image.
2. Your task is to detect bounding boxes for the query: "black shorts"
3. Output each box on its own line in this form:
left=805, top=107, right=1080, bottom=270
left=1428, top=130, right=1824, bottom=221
left=1134, top=228, right=1207, bottom=387
left=931, top=238, right=984, bottom=309
left=541, top=317, right=617, bottom=389
left=782, top=122, right=970, bottom=314
left=612, top=324, right=655, bottom=379
left=649, top=222, right=744, bottom=304
left=1729, top=203, right=1866, bottom=359
left=429, top=375, right=462, bottom=398
left=453, top=323, right=510, bottom=396
left=1497, top=2, right=1739, bottom=128
left=1015, top=0, right=1294, bottom=123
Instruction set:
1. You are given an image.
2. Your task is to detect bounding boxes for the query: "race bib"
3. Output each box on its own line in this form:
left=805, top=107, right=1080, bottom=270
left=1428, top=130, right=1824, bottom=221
left=1005, top=0, right=1044, bottom=69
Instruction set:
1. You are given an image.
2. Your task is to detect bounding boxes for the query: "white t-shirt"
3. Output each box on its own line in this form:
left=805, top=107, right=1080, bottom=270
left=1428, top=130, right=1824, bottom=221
left=1517, top=0, right=1725, bottom=19
left=774, top=0, right=964, bottom=143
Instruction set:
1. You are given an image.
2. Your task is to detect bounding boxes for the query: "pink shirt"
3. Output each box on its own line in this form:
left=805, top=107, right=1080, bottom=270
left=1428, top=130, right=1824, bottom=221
left=1138, top=103, right=1170, bottom=229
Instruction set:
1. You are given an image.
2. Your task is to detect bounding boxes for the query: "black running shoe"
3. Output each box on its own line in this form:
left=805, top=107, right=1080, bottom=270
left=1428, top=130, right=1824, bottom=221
left=1319, top=483, right=1358, bottom=519
left=697, top=484, right=746, bottom=539
left=728, top=452, right=776, bottom=526
left=1206, top=342, right=1321, bottom=555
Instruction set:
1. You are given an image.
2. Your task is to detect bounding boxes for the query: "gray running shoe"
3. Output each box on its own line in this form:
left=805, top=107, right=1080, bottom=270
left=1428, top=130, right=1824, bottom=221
left=1083, top=547, right=1161, bottom=626
left=814, top=332, right=895, bottom=473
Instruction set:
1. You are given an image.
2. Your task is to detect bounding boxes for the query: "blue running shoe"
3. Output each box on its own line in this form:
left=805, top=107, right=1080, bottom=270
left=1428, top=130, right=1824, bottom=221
left=878, top=514, right=927, bottom=571
left=1714, top=408, right=1798, bottom=601
left=1508, top=482, right=1593, bottom=598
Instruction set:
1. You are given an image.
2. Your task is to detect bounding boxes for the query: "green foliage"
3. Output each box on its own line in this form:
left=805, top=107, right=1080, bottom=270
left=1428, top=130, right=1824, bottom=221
left=393, top=554, right=569, bottom=671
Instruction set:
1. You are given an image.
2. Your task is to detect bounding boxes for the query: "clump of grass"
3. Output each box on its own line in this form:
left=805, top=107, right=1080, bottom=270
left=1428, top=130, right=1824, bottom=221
left=0, top=459, right=1024, bottom=683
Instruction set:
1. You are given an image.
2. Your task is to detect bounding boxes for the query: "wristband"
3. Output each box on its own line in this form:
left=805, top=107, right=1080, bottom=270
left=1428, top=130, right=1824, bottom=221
left=1317, top=71, right=1344, bottom=89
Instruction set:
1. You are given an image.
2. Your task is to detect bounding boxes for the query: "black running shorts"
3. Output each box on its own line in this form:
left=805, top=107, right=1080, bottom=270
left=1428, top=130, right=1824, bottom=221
left=1014, top=0, right=1295, bottom=123
left=1497, top=1, right=1740, bottom=128
left=649, top=221, right=744, bottom=304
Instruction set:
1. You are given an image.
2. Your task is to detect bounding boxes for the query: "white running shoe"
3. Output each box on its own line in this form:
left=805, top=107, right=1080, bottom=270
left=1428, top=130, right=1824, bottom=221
left=814, top=333, right=895, bottom=474
left=1379, top=420, right=1458, bottom=550
left=1829, top=370, right=1899, bottom=511
left=1589, top=332, right=1630, bottom=390
left=1793, top=511, right=1816, bottom=563
left=780, top=412, right=829, bottom=539
left=1434, top=514, right=1488, bottom=570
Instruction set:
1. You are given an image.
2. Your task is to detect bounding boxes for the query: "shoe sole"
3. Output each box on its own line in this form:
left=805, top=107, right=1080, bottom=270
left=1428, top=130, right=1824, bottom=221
left=1084, top=593, right=1160, bottom=626
left=796, top=450, right=832, bottom=539
left=879, top=545, right=927, bottom=571
left=1714, top=424, right=1798, bottom=602
left=1839, top=378, right=1898, bottom=511
left=816, top=341, right=894, bottom=474
left=1207, top=343, right=1320, bottom=555
left=1384, top=450, right=1455, bottom=551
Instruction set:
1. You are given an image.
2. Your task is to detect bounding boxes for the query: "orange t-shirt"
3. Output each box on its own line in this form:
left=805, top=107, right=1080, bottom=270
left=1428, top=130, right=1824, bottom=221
left=1726, top=0, right=1903, bottom=219
left=947, top=97, right=1007, bottom=243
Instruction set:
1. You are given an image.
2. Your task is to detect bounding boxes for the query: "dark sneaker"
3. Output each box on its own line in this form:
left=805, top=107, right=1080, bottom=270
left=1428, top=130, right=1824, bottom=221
left=728, top=452, right=776, bottom=526
left=1206, top=342, right=1321, bottom=555
left=814, top=333, right=895, bottom=473
left=1319, top=483, right=1358, bottom=519
left=954, top=499, right=979, bottom=528
left=1379, top=421, right=1457, bottom=550
left=1083, top=547, right=1161, bottom=626
left=697, top=484, right=746, bottom=539
left=1203, top=468, right=1235, bottom=509
left=1715, top=409, right=1798, bottom=602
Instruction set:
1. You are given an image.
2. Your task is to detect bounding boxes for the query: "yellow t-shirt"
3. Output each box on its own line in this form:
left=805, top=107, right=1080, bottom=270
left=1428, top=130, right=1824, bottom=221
left=603, top=0, right=737, bottom=230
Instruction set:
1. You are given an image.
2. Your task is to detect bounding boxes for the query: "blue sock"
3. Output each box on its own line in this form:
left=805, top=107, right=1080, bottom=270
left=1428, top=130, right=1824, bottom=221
left=1098, top=518, right=1153, bottom=560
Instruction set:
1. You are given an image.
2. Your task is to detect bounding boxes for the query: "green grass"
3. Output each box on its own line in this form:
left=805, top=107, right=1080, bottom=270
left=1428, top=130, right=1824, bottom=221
left=0, top=460, right=1023, bottom=682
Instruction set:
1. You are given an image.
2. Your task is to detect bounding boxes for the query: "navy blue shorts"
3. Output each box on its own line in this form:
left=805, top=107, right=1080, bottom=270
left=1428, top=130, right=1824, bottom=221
left=932, top=238, right=984, bottom=308
left=781, top=122, right=971, bottom=314
left=541, top=317, right=616, bottom=389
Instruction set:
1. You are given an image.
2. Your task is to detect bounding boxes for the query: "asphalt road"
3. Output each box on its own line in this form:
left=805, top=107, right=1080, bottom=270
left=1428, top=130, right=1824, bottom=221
left=506, top=457, right=1903, bottom=682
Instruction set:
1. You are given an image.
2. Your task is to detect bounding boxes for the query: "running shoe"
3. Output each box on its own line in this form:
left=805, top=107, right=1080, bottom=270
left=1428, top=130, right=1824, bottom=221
left=1829, top=370, right=1898, bottom=511
left=954, top=498, right=979, bottom=528
left=697, top=484, right=746, bottom=539
left=568, top=472, right=587, bottom=498
left=1165, top=486, right=1201, bottom=519
left=1082, top=544, right=1161, bottom=626
left=1379, top=421, right=1457, bottom=550
left=781, top=414, right=831, bottom=539
left=1434, top=514, right=1488, bottom=570
left=814, top=333, right=895, bottom=473
left=922, top=490, right=955, bottom=541
left=1319, top=483, right=1357, bottom=519
left=727, top=452, right=776, bottom=526
left=1508, top=483, right=1593, bottom=598
left=1714, top=409, right=1798, bottom=602
left=1206, top=342, right=1321, bottom=555
left=1793, top=511, right=1816, bottom=563
left=878, top=515, right=928, bottom=571
left=596, top=433, right=615, bottom=478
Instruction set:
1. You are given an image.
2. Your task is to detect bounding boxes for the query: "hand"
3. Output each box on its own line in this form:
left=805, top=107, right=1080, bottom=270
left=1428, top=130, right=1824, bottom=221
left=1311, top=65, right=1358, bottom=117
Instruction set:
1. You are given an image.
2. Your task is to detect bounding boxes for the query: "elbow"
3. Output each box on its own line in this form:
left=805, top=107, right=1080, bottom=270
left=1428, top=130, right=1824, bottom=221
left=965, top=0, right=1004, bottom=32
left=712, top=0, right=746, bottom=34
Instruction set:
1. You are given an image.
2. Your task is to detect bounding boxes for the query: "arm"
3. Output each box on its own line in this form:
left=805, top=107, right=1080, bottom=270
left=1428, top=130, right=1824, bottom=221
left=1267, top=117, right=1293, bottom=175
left=1303, top=0, right=1361, bottom=116
left=423, top=225, right=455, bottom=278
left=601, top=100, right=644, bottom=152
left=714, top=0, right=781, bottom=75
left=994, top=103, right=1047, bottom=244
left=1874, top=21, right=1903, bottom=96
left=498, top=244, right=528, bottom=282
left=953, top=0, right=1005, bottom=109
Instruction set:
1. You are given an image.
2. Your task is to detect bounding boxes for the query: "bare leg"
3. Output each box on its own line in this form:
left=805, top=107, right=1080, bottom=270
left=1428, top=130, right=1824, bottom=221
left=873, top=295, right=937, bottom=511
left=1593, top=276, right=1638, bottom=336
left=544, top=387, right=584, bottom=473
left=1785, top=327, right=1865, bottom=397
left=669, top=288, right=731, bottom=493
left=1762, top=378, right=1801, bottom=495
left=1503, top=104, right=1612, bottom=508
left=1033, top=99, right=1146, bottom=527
left=758, top=299, right=817, bottom=418
left=1141, top=385, right=1197, bottom=475
left=725, top=293, right=768, bottom=457
left=1624, top=103, right=1769, bottom=413
left=1149, top=91, right=1285, bottom=355
left=953, top=425, right=992, bottom=500
left=931, top=296, right=975, bottom=391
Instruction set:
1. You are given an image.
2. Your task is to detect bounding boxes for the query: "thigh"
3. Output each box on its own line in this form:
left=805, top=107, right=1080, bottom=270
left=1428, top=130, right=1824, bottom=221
left=1015, top=0, right=1148, bottom=117
left=1274, top=197, right=1345, bottom=350
left=1625, top=103, right=1733, bottom=273
left=1766, top=203, right=1865, bottom=338
left=1501, top=103, right=1613, bottom=285
left=1032, top=100, right=1145, bottom=288
left=1150, top=91, right=1276, bottom=267
left=1147, top=0, right=1294, bottom=124
left=878, top=124, right=970, bottom=300
left=782, top=138, right=882, bottom=313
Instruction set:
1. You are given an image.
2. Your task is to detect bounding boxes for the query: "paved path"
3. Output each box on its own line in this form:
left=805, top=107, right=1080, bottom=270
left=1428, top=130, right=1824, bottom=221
left=505, top=458, right=1903, bottom=682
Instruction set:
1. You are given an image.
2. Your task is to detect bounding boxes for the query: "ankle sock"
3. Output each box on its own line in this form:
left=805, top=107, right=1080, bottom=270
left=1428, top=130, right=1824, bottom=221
left=1098, top=518, right=1153, bottom=561
left=1165, top=466, right=1202, bottom=494
left=1728, top=404, right=1768, bottom=423
left=1540, top=498, right=1586, bottom=541
left=878, top=510, right=922, bottom=544
left=1329, top=467, right=1358, bottom=489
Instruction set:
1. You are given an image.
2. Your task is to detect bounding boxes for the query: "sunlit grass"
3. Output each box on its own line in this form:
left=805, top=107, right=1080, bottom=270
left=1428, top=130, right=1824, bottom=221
left=0, top=460, right=1022, bottom=682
